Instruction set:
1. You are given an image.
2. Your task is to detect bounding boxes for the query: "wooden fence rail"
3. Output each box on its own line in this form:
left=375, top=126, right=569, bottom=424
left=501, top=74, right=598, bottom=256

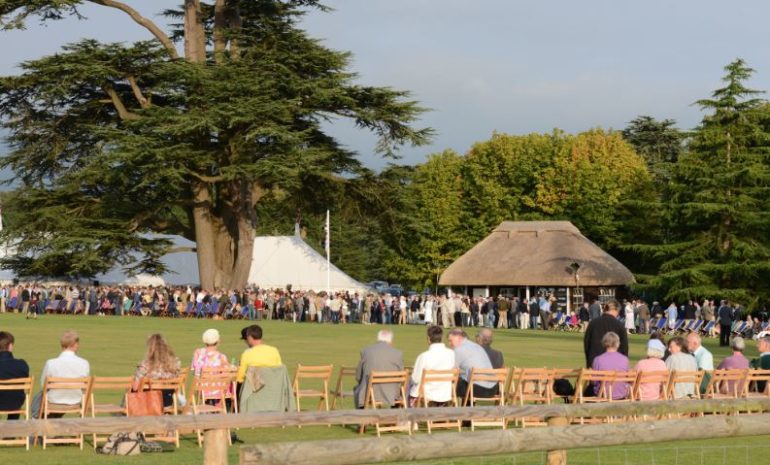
left=1, top=397, right=769, bottom=439
left=2, top=398, right=770, bottom=465
left=241, top=413, right=770, bottom=465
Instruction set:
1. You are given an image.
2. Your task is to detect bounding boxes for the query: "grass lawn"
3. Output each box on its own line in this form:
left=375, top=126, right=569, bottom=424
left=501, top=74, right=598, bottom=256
left=0, top=313, right=767, bottom=465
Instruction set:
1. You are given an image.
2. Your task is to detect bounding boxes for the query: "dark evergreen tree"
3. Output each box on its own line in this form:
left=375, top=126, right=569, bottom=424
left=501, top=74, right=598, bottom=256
left=0, top=1, right=431, bottom=287
left=622, top=115, right=684, bottom=185
left=639, top=59, right=770, bottom=304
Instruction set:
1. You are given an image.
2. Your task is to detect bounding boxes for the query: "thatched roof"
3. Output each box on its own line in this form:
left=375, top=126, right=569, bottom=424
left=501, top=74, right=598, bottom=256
left=439, top=221, right=634, bottom=287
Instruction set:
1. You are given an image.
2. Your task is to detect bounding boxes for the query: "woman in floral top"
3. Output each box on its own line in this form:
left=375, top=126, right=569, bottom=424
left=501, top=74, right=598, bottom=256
left=132, top=333, right=182, bottom=407
left=191, top=329, right=232, bottom=401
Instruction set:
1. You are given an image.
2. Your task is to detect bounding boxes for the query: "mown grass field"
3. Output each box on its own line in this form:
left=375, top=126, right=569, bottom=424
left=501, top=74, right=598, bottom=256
left=0, top=313, right=767, bottom=465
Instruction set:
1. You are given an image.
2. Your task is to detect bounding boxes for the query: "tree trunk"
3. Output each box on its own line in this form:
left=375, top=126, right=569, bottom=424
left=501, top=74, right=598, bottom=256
left=191, top=180, right=259, bottom=290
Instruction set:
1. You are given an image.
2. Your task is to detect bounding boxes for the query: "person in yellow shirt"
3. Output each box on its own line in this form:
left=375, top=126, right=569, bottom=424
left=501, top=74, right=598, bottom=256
left=236, top=325, right=282, bottom=383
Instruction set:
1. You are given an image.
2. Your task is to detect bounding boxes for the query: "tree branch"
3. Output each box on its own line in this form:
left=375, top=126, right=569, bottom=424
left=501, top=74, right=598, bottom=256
left=89, top=0, right=179, bottom=59
left=126, top=75, right=150, bottom=109
left=102, top=84, right=139, bottom=120
left=189, top=171, right=225, bottom=183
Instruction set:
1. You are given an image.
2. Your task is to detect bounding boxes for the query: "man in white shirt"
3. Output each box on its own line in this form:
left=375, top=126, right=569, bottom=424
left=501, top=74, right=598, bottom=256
left=409, top=326, right=455, bottom=405
left=687, top=332, right=713, bottom=394
left=32, top=330, right=90, bottom=418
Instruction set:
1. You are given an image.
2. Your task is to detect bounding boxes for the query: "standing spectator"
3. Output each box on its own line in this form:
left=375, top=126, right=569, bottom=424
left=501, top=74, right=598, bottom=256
left=409, top=326, right=455, bottom=406
left=496, top=297, right=508, bottom=329
left=666, top=301, right=678, bottom=330
left=591, top=333, right=630, bottom=399
left=583, top=300, right=629, bottom=368
left=624, top=300, right=635, bottom=334
left=578, top=302, right=590, bottom=333
left=538, top=295, right=551, bottom=330
left=665, top=336, right=698, bottom=399
left=529, top=298, right=540, bottom=330
left=517, top=298, right=529, bottom=330
left=20, top=286, right=30, bottom=318
left=353, top=330, right=404, bottom=408
left=637, top=299, right=651, bottom=334
left=0, top=332, right=30, bottom=419
left=634, top=339, right=667, bottom=401
left=588, top=299, right=601, bottom=321
left=476, top=328, right=504, bottom=369
left=32, top=330, right=90, bottom=418
left=717, top=300, right=733, bottom=347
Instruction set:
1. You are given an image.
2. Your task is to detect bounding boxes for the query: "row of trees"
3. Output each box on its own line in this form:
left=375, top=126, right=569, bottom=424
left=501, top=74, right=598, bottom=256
left=1, top=3, right=769, bottom=306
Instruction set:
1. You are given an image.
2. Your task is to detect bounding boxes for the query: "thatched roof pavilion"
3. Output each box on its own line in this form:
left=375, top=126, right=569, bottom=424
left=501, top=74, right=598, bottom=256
left=439, top=221, right=634, bottom=287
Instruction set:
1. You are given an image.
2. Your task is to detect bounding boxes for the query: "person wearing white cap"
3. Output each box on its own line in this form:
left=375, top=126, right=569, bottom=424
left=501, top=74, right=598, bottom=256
left=634, top=339, right=668, bottom=401
left=191, top=329, right=232, bottom=377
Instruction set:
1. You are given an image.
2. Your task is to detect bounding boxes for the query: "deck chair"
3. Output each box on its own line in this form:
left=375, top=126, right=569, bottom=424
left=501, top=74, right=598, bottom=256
left=138, top=375, right=186, bottom=447
left=462, top=367, right=508, bottom=431
left=90, top=376, right=132, bottom=450
left=667, top=370, right=704, bottom=400
left=292, top=364, right=334, bottom=424
left=331, top=366, right=357, bottom=409
left=191, top=372, right=236, bottom=446
left=0, top=376, right=34, bottom=449
left=701, top=320, right=715, bottom=336
left=415, top=368, right=461, bottom=433
left=513, top=368, right=552, bottom=427
left=41, top=376, right=92, bottom=450
left=363, top=370, right=410, bottom=437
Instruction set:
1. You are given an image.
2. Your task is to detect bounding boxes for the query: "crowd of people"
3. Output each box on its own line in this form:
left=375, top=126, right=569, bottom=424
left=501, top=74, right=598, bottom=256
left=4, top=282, right=768, bottom=342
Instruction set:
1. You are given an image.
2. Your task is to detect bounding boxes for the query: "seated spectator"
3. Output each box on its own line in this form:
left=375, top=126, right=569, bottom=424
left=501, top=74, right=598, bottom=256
left=409, top=326, right=455, bottom=406
left=665, top=336, right=698, bottom=399
left=591, top=332, right=630, bottom=399
left=237, top=324, right=283, bottom=390
left=634, top=339, right=667, bottom=401
left=750, top=335, right=770, bottom=393
left=476, top=328, right=504, bottom=369
left=32, top=330, right=90, bottom=418
left=0, top=331, right=30, bottom=419
left=191, top=329, right=231, bottom=376
left=353, top=330, right=404, bottom=409
left=717, top=336, right=749, bottom=394
left=687, top=332, right=714, bottom=393
left=447, top=329, right=496, bottom=400
left=132, top=333, right=181, bottom=408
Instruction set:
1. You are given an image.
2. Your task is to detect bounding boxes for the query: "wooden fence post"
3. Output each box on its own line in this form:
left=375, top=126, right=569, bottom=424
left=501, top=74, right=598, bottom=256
left=203, top=428, right=229, bottom=465
left=546, top=416, right=569, bottom=465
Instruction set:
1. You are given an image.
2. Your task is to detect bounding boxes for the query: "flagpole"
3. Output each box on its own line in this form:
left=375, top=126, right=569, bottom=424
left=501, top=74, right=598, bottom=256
left=325, top=210, right=331, bottom=296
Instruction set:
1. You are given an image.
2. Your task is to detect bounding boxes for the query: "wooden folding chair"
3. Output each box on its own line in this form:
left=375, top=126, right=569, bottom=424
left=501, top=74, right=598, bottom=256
left=41, top=376, right=92, bottom=450
left=573, top=369, right=615, bottom=424
left=462, top=367, right=508, bottom=431
left=90, top=376, right=132, bottom=450
left=293, top=364, right=334, bottom=414
left=632, top=370, right=671, bottom=402
left=667, top=370, right=704, bottom=400
left=704, top=369, right=748, bottom=400
left=511, top=368, right=552, bottom=427
left=191, top=372, right=236, bottom=447
left=608, top=371, right=637, bottom=402
left=200, top=366, right=239, bottom=413
left=139, top=375, right=186, bottom=447
left=331, top=366, right=357, bottom=409
left=0, top=376, right=34, bottom=449
left=363, top=370, right=410, bottom=437
left=415, top=368, right=461, bottom=433
left=505, top=366, right=521, bottom=405
left=744, top=369, right=770, bottom=401
left=550, top=368, right=582, bottom=404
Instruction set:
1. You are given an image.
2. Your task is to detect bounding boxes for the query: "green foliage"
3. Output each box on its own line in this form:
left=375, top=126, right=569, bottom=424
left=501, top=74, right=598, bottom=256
left=377, top=130, right=652, bottom=288
left=0, top=1, right=431, bottom=283
left=637, top=59, right=770, bottom=305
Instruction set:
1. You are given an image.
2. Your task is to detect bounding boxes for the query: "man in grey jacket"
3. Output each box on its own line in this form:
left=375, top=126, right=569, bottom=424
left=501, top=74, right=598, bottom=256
left=353, top=330, right=404, bottom=408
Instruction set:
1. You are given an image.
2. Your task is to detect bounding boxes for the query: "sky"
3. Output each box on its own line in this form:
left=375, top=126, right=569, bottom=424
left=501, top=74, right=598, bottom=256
left=2, top=0, right=770, bottom=170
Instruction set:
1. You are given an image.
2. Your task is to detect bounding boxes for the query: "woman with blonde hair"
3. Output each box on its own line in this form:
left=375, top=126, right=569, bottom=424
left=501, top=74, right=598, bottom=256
left=132, top=333, right=182, bottom=407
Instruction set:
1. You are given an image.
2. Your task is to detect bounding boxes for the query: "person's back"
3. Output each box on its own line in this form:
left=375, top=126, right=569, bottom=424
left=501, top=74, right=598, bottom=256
left=354, top=331, right=404, bottom=408
left=0, top=332, right=30, bottom=419
left=666, top=352, right=698, bottom=398
left=583, top=301, right=629, bottom=367
left=410, top=326, right=455, bottom=402
left=592, top=351, right=630, bottom=399
left=35, top=331, right=90, bottom=418
left=237, top=325, right=283, bottom=384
